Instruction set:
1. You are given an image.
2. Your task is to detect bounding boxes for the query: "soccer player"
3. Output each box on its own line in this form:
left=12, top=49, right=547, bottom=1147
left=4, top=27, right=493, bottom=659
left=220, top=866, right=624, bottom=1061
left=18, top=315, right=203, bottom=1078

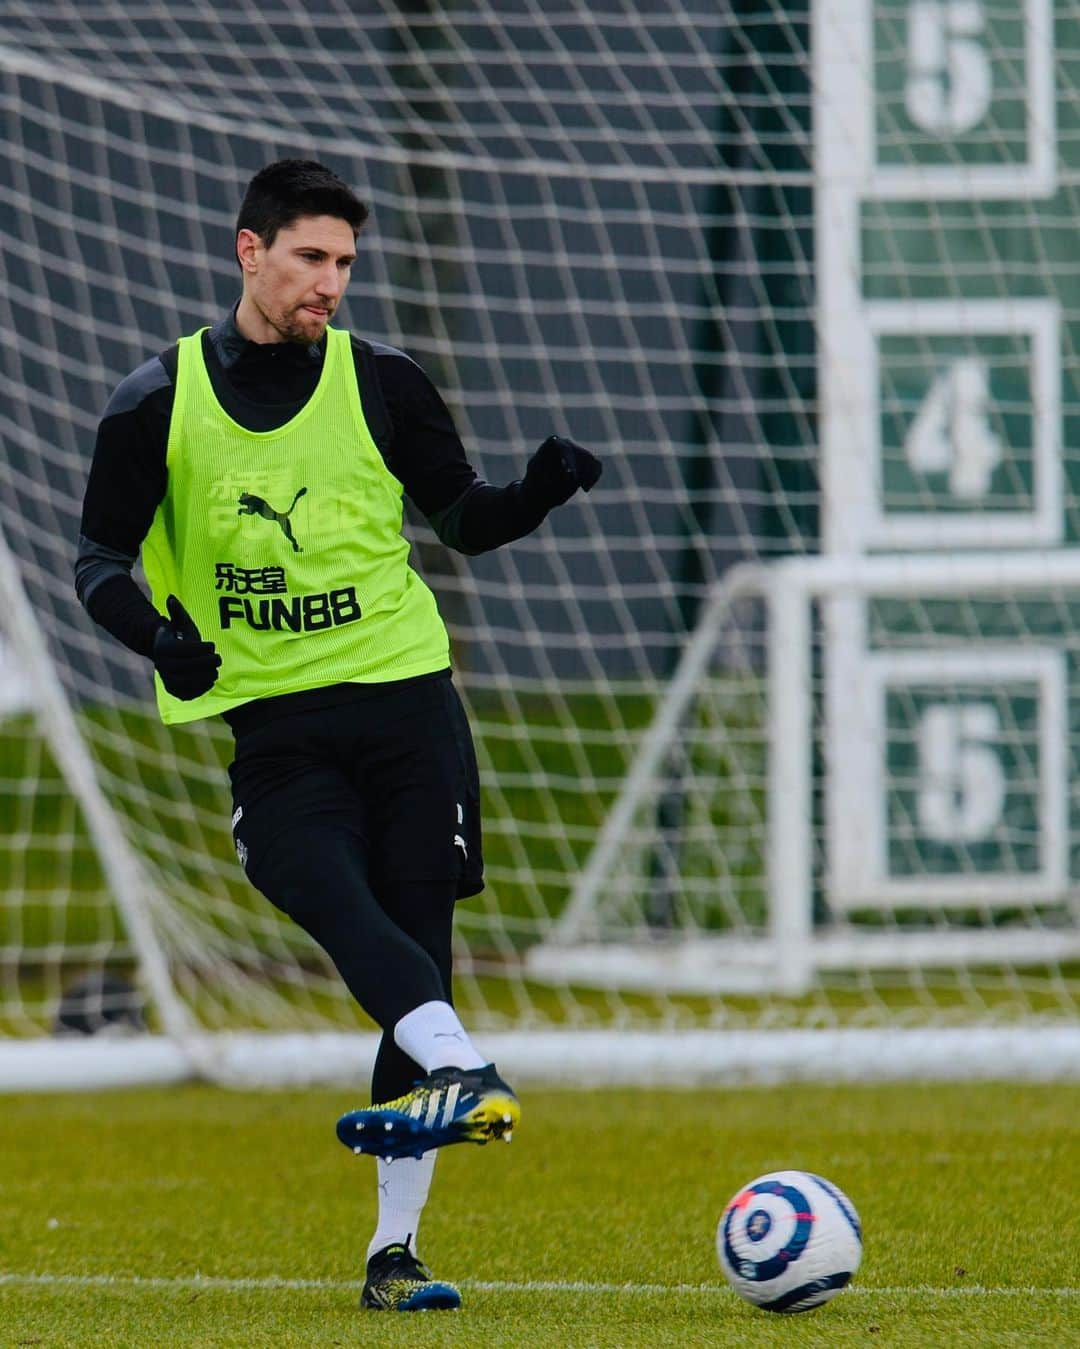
left=74, top=159, right=601, bottom=1312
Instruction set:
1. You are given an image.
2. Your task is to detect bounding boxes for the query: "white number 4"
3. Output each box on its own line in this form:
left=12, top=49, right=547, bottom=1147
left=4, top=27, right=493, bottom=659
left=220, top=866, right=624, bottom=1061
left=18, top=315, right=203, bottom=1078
left=904, top=357, right=1002, bottom=500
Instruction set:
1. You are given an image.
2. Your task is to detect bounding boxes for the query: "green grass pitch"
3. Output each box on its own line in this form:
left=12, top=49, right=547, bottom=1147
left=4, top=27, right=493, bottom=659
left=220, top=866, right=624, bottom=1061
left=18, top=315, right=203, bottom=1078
left=0, top=1081, right=1076, bottom=1346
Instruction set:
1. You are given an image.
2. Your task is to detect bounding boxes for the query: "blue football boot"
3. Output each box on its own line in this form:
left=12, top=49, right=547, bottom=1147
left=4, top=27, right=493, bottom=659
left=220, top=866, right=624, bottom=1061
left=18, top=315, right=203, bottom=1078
left=337, top=1063, right=520, bottom=1161
left=361, top=1240, right=461, bottom=1312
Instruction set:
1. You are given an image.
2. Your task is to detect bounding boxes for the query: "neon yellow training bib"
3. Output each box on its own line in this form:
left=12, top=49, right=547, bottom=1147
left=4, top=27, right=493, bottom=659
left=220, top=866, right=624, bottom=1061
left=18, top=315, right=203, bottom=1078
left=142, top=326, right=450, bottom=724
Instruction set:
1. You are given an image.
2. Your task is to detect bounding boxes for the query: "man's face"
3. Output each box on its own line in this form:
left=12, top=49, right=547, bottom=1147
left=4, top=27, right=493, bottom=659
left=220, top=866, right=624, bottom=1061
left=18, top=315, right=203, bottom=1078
left=237, top=215, right=357, bottom=344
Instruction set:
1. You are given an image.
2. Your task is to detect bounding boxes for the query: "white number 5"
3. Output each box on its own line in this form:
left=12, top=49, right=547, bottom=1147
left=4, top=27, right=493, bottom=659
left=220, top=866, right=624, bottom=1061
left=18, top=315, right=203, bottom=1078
left=917, top=703, right=1005, bottom=842
left=906, top=0, right=992, bottom=135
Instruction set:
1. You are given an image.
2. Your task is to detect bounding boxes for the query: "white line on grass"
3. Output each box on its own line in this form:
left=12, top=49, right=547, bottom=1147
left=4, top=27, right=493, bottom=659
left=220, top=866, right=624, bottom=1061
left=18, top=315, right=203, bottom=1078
left=0, top=1273, right=1077, bottom=1298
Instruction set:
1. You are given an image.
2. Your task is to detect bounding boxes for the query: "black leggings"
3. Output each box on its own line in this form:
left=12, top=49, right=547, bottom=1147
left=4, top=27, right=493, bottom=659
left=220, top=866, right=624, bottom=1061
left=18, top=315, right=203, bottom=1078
left=250, top=822, right=456, bottom=1103
left=227, top=677, right=483, bottom=1104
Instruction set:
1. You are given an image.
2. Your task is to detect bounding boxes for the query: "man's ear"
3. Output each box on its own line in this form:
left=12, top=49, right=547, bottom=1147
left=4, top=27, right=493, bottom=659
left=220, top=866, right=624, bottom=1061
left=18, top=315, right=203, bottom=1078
left=236, top=228, right=262, bottom=273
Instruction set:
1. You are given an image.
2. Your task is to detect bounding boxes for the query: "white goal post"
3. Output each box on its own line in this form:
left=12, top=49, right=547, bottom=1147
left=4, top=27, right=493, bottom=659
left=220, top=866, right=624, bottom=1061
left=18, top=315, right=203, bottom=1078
left=5, top=538, right=1080, bottom=1089
left=529, top=552, right=1080, bottom=1007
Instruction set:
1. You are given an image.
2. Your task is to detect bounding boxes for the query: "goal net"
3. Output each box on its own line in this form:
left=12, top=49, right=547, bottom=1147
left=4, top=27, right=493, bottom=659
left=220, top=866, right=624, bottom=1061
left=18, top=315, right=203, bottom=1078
left=1, top=0, right=1077, bottom=1087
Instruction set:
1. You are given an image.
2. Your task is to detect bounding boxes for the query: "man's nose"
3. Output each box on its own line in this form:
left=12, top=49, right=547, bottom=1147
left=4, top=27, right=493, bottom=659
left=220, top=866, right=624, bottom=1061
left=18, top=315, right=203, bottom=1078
left=315, top=265, right=342, bottom=298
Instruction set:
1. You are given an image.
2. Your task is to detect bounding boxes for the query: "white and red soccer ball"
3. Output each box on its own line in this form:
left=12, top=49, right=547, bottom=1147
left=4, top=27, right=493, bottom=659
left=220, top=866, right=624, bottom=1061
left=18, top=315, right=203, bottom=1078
left=717, top=1169, right=862, bottom=1313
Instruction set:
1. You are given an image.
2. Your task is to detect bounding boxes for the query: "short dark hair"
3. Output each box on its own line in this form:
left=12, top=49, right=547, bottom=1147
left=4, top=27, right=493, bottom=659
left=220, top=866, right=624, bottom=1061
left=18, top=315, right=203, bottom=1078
left=236, top=159, right=369, bottom=248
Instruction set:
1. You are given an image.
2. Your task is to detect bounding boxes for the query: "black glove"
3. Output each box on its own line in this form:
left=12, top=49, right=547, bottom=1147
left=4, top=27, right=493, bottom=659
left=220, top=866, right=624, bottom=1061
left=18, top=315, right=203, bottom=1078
left=152, top=595, right=221, bottom=701
left=522, top=434, right=602, bottom=509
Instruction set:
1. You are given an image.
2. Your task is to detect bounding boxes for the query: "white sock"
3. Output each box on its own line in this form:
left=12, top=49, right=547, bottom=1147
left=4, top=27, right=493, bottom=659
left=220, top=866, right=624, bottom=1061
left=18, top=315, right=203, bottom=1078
left=393, top=999, right=487, bottom=1073
left=367, top=1151, right=437, bottom=1262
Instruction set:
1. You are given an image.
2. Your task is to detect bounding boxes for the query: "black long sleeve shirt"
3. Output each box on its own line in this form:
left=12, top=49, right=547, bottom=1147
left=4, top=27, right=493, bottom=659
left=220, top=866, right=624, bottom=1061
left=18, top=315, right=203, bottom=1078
left=76, top=308, right=550, bottom=664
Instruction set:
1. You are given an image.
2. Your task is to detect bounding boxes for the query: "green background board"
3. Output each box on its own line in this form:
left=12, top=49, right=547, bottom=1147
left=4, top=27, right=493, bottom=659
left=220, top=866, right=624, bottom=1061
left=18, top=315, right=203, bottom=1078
left=882, top=682, right=1042, bottom=878
left=869, top=597, right=1076, bottom=885
left=874, top=1, right=1031, bottom=168
left=865, top=2, right=1076, bottom=535
left=842, top=6, right=1077, bottom=890
left=877, top=333, right=1036, bottom=515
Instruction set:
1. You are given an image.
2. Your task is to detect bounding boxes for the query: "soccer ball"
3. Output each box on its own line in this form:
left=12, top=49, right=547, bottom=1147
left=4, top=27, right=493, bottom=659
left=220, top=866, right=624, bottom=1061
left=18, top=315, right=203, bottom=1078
left=716, top=1170, right=862, bottom=1314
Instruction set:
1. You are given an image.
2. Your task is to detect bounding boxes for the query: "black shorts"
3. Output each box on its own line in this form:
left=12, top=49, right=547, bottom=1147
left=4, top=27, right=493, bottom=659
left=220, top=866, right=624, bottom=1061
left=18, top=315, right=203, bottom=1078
left=226, top=672, right=483, bottom=900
